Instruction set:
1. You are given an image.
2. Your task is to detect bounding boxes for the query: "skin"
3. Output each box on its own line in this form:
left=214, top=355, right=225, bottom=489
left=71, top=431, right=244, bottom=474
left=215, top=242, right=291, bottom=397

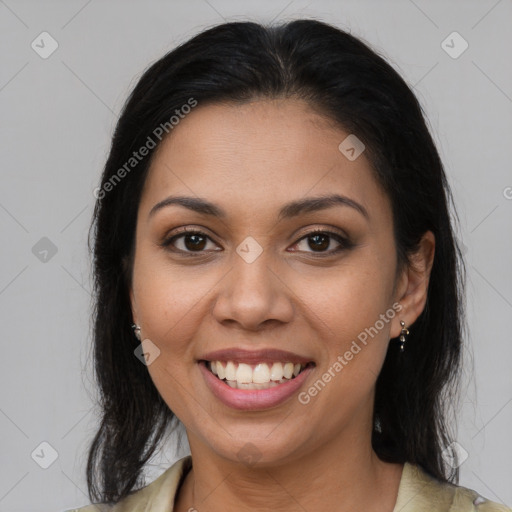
left=129, top=98, right=435, bottom=512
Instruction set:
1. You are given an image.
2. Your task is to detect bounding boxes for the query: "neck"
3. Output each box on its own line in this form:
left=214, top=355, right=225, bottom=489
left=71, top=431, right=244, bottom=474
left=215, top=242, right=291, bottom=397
left=174, top=426, right=403, bottom=512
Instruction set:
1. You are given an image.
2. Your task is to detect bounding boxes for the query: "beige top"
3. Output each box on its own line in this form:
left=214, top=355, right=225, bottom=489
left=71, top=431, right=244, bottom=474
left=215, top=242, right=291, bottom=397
left=66, top=456, right=511, bottom=512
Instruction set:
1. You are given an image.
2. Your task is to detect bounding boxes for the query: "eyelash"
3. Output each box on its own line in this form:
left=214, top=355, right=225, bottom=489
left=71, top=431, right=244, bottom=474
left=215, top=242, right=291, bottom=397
left=160, top=226, right=353, bottom=257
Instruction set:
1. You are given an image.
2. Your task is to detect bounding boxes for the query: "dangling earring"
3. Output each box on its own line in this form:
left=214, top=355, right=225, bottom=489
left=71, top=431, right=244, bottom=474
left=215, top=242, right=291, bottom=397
left=132, top=324, right=141, bottom=341
left=399, top=321, right=409, bottom=352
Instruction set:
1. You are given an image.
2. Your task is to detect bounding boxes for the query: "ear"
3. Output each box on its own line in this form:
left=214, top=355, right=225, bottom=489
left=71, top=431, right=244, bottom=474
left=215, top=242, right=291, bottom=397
left=124, top=255, right=138, bottom=325
left=129, top=286, right=138, bottom=326
left=390, top=231, right=435, bottom=338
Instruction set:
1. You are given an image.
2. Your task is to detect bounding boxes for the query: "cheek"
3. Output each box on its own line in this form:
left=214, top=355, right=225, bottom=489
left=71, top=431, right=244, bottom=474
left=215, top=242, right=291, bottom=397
left=304, top=251, right=397, bottom=390
left=131, top=254, right=210, bottom=420
left=306, top=257, right=395, bottom=339
left=131, top=248, right=212, bottom=355
left=297, top=270, right=395, bottom=433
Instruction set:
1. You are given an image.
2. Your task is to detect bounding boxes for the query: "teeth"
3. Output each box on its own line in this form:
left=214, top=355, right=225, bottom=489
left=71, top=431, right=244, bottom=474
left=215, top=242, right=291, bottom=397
left=236, top=363, right=253, bottom=384
left=270, top=362, right=283, bottom=381
left=253, top=363, right=270, bottom=384
left=227, top=380, right=284, bottom=390
left=207, top=360, right=307, bottom=386
left=225, top=361, right=236, bottom=381
left=216, top=362, right=226, bottom=380
left=283, top=362, right=294, bottom=379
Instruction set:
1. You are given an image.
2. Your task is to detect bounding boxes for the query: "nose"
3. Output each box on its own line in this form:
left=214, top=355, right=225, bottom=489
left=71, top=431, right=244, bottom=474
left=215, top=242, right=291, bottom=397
left=211, top=248, right=294, bottom=332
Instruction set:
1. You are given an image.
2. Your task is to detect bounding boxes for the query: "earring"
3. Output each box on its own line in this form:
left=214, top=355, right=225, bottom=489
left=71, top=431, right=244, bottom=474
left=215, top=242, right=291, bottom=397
left=132, top=324, right=141, bottom=341
left=399, top=321, right=409, bottom=352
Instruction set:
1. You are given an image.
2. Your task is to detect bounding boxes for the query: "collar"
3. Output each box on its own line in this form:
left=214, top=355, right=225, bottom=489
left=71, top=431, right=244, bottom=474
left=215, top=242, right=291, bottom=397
left=103, top=455, right=497, bottom=512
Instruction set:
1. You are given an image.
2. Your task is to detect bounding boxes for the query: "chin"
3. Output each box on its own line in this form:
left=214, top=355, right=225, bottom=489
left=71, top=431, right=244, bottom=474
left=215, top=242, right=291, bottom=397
left=194, top=426, right=311, bottom=469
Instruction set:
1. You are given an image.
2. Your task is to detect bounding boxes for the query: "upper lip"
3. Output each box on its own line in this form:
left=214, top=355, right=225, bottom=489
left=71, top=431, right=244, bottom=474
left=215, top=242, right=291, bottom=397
left=199, top=348, right=314, bottom=365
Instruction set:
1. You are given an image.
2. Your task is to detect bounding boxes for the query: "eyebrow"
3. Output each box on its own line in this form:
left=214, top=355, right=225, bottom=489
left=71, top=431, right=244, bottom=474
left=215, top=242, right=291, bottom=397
left=148, top=193, right=369, bottom=221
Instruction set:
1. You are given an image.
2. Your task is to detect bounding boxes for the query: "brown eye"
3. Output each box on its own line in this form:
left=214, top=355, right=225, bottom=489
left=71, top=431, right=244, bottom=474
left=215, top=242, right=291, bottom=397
left=307, top=233, right=330, bottom=251
left=162, top=229, right=220, bottom=254
left=182, top=233, right=207, bottom=251
left=291, top=230, right=351, bottom=255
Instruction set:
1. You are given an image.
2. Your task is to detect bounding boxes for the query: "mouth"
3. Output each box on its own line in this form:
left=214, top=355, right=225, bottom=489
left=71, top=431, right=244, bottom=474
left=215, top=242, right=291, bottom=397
left=200, top=360, right=315, bottom=390
left=197, top=348, right=316, bottom=410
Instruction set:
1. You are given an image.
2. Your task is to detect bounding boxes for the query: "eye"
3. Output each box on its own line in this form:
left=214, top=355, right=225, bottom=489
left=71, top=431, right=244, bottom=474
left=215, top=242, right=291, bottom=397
left=290, top=229, right=350, bottom=255
left=161, top=227, right=352, bottom=256
left=161, top=228, right=220, bottom=254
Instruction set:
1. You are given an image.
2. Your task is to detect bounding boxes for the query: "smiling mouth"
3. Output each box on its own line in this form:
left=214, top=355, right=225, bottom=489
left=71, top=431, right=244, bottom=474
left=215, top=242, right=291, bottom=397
left=201, top=360, right=315, bottom=390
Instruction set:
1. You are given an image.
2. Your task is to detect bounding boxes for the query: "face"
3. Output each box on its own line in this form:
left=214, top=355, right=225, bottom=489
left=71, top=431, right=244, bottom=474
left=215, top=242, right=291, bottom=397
left=129, top=98, right=420, bottom=466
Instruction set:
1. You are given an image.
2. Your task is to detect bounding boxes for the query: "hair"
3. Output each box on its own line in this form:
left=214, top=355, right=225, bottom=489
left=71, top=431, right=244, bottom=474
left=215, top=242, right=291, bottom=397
left=87, top=18, right=466, bottom=505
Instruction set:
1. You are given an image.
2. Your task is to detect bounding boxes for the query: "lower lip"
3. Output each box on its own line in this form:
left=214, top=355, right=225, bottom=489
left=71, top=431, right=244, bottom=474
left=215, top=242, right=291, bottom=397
left=199, top=362, right=314, bottom=411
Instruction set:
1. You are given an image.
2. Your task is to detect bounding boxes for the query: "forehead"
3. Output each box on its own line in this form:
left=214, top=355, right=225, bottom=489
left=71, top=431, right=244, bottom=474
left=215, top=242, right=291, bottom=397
left=139, top=98, right=390, bottom=224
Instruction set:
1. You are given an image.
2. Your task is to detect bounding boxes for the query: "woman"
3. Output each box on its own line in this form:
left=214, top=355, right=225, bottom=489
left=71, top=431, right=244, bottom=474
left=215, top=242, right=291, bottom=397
left=69, top=19, right=511, bottom=512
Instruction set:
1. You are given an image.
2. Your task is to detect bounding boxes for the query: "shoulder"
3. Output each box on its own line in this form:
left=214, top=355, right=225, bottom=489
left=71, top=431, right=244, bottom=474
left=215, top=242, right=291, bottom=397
left=65, top=506, right=111, bottom=512
left=396, top=463, right=512, bottom=512
left=66, top=455, right=192, bottom=512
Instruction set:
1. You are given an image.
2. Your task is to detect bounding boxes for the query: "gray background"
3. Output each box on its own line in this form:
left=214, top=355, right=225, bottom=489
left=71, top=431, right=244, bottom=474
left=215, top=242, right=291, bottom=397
left=0, top=0, right=511, bottom=510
